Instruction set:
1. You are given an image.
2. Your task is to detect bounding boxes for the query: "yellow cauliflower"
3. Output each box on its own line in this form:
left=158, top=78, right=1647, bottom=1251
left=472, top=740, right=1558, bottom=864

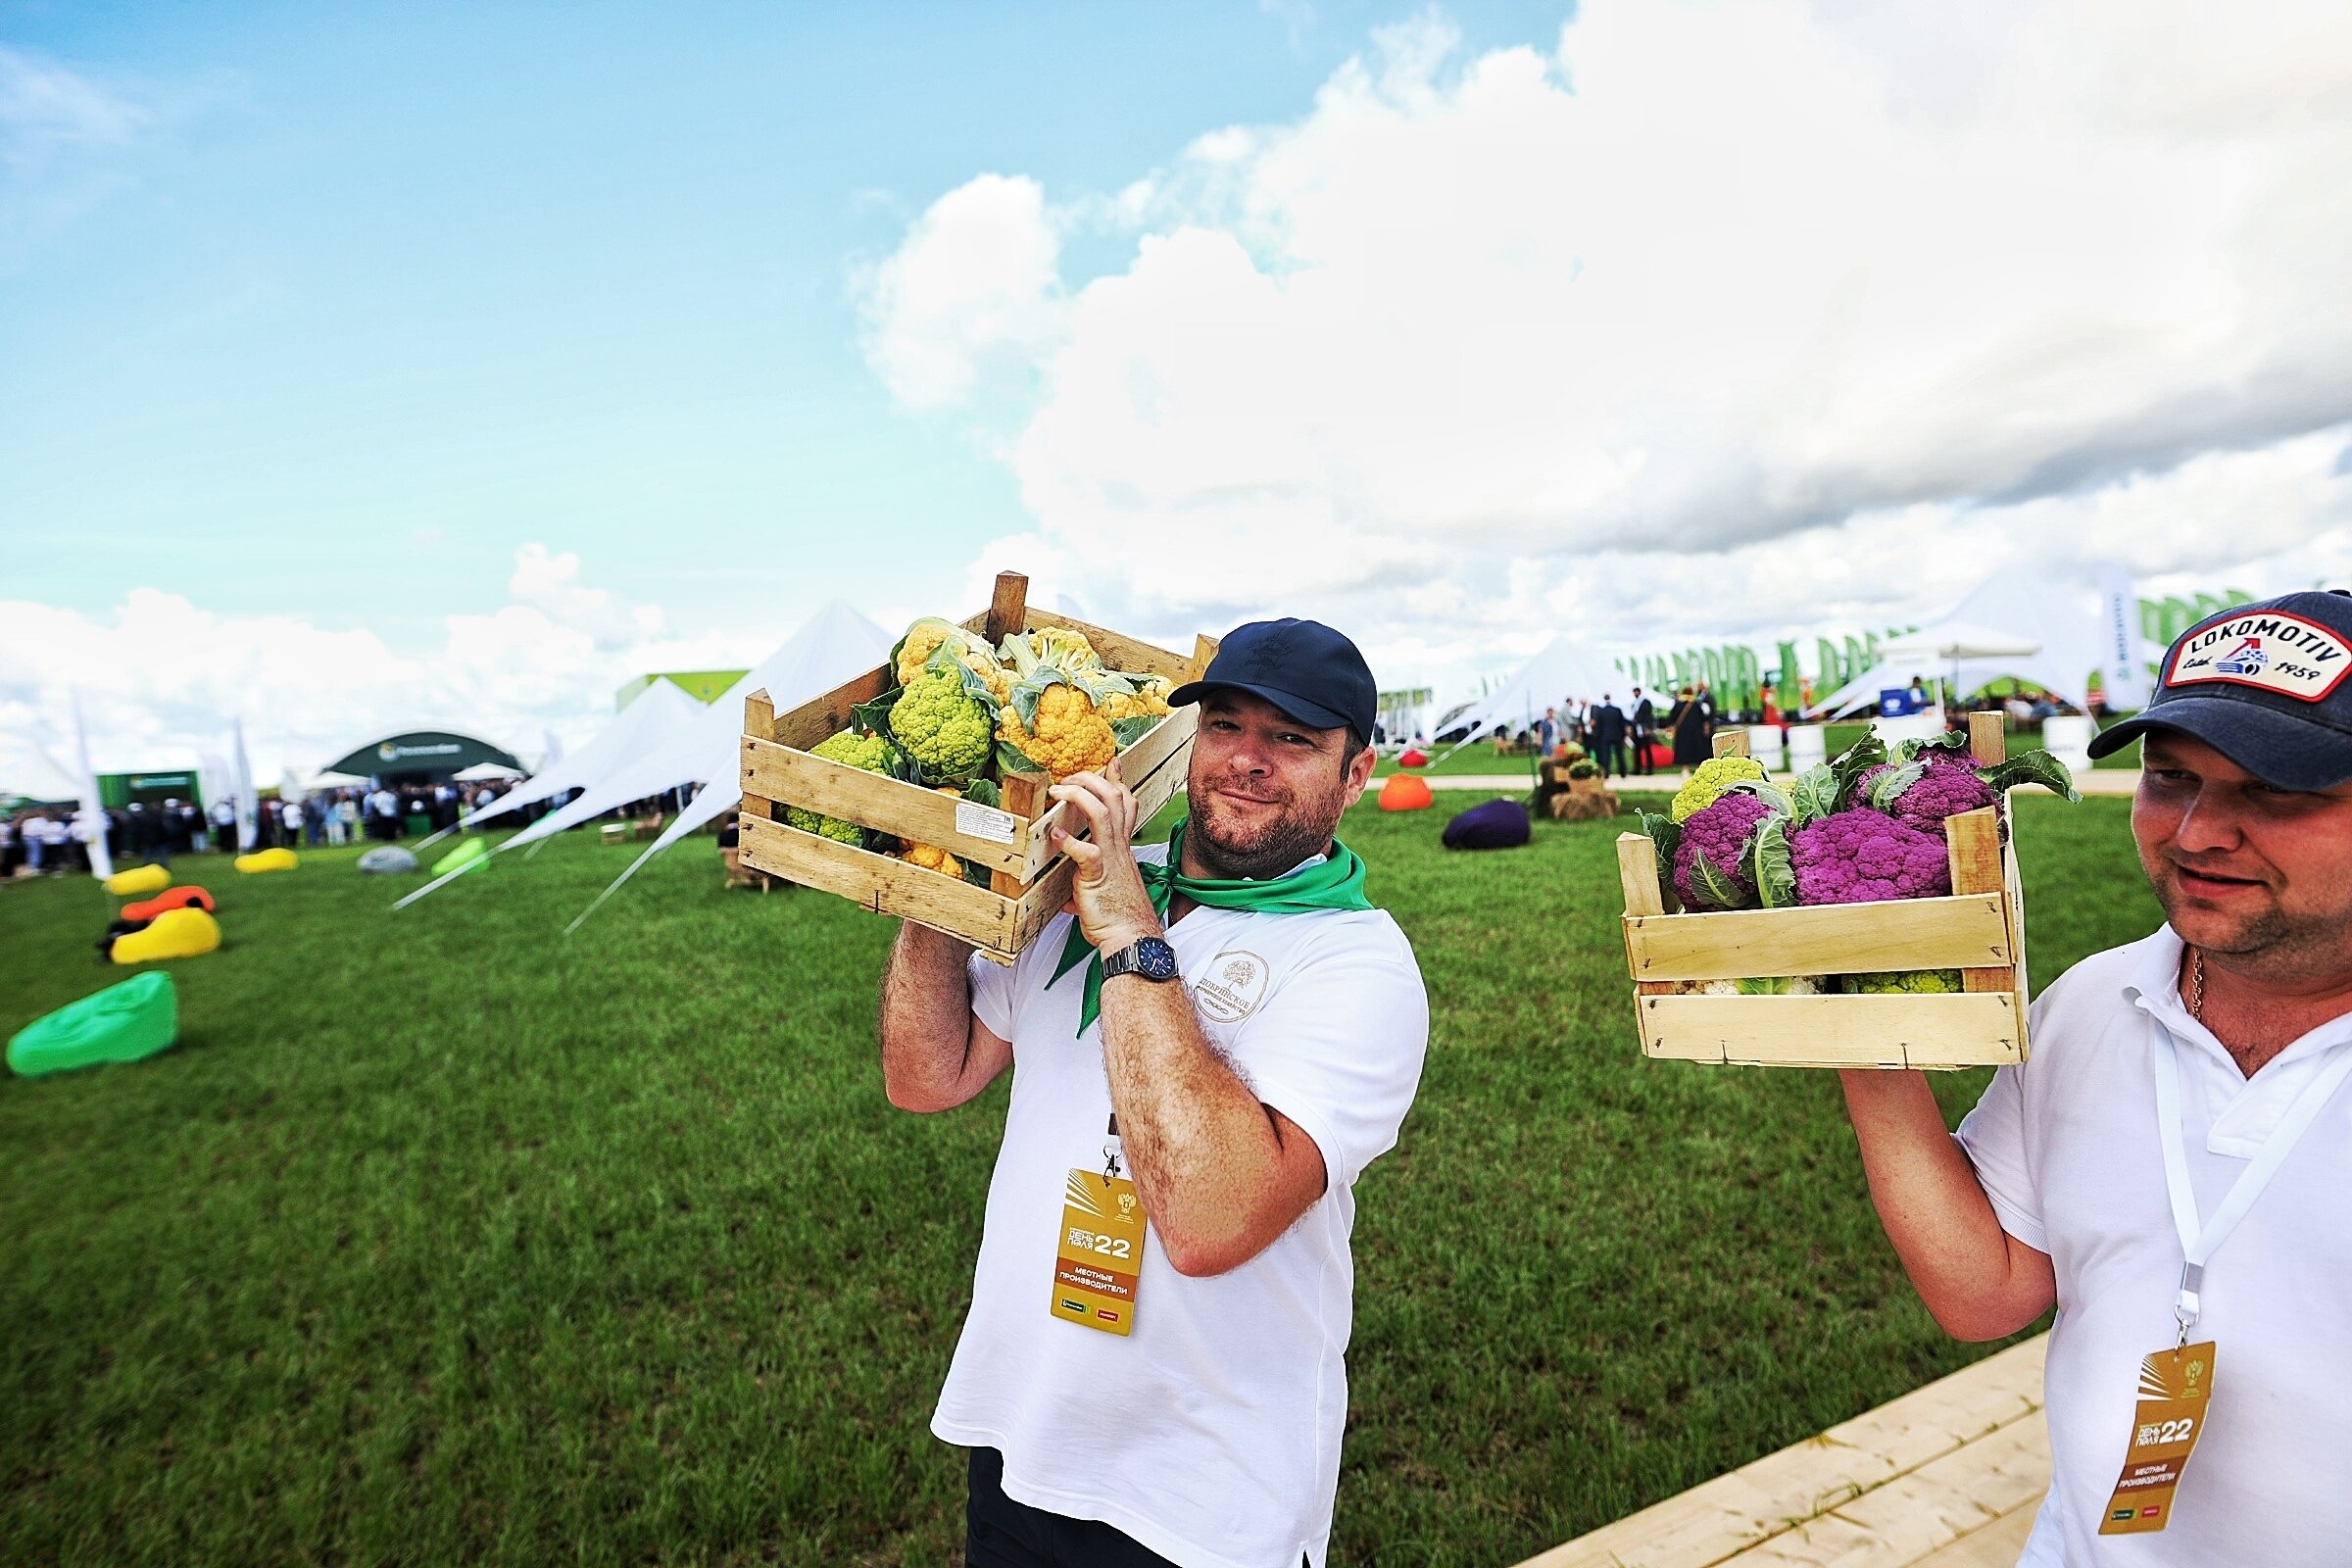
left=895, top=617, right=1007, bottom=701
left=1025, top=626, right=1101, bottom=671
left=1000, top=681, right=1117, bottom=778
left=902, top=788, right=965, bottom=876
left=1100, top=674, right=1172, bottom=724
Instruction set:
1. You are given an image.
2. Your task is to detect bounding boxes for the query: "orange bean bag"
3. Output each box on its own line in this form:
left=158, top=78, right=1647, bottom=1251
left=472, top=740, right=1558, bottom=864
left=122, top=886, right=214, bottom=922
left=1378, top=774, right=1434, bottom=811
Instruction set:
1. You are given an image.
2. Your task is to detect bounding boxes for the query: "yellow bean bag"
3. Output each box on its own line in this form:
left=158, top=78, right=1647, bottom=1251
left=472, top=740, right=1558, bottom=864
left=110, top=906, right=220, bottom=964
left=105, top=863, right=173, bottom=897
left=234, top=848, right=300, bottom=874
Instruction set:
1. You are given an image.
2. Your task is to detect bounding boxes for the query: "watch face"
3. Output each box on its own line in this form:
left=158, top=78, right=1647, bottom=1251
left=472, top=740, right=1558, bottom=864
left=1134, top=937, right=1180, bottom=982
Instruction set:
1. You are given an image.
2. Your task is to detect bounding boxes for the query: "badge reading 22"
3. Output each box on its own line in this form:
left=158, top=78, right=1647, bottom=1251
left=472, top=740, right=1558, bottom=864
left=1052, top=1169, right=1145, bottom=1336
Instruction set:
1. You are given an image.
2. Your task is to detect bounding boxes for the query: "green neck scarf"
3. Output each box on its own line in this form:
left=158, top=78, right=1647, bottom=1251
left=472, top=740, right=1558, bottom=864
left=1049, top=816, right=1373, bottom=1037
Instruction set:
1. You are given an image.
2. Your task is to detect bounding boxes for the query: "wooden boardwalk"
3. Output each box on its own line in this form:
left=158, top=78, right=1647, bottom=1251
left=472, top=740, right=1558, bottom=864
left=1515, top=1336, right=2048, bottom=1568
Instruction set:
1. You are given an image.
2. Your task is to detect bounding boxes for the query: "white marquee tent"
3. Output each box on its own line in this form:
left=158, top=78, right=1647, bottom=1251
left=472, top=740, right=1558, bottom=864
left=455, top=678, right=705, bottom=833
left=1806, top=565, right=2160, bottom=718
left=396, top=600, right=893, bottom=912
left=1436, top=635, right=1638, bottom=755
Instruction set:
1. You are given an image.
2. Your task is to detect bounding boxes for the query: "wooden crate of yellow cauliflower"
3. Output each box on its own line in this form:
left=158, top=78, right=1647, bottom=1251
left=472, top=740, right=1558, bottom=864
left=737, top=572, right=1218, bottom=963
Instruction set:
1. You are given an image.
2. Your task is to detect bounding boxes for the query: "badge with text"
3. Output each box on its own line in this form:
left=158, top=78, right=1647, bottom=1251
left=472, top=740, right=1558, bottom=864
left=1050, top=1168, right=1146, bottom=1336
left=2098, top=1342, right=2216, bottom=1535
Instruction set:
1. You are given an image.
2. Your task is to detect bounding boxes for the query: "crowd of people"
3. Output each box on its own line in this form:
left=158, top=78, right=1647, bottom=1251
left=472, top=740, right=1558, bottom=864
left=1508, top=682, right=1725, bottom=775
left=0, top=781, right=515, bottom=878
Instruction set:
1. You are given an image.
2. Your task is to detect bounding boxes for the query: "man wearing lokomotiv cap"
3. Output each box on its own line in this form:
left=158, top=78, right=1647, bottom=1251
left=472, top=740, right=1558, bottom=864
left=878, top=618, right=1429, bottom=1568
left=1838, top=589, right=2352, bottom=1566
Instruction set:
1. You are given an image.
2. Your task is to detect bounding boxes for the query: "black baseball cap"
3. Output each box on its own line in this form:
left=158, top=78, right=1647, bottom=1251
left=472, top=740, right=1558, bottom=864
left=2087, top=589, right=2352, bottom=790
left=1168, top=617, right=1378, bottom=739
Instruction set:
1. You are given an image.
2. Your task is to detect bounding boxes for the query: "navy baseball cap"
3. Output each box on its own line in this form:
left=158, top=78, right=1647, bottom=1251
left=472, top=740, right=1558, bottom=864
left=2088, top=589, right=2352, bottom=790
left=1168, top=618, right=1378, bottom=739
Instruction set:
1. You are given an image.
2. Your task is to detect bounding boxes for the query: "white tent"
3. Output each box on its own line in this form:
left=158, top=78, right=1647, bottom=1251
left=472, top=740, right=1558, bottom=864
left=1436, top=635, right=1635, bottom=753
left=1806, top=566, right=2159, bottom=718
left=563, top=600, right=895, bottom=930
left=396, top=600, right=892, bottom=911
left=455, top=678, right=705, bottom=833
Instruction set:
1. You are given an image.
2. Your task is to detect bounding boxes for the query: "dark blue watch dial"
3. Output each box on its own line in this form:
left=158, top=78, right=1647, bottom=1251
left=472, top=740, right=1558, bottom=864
left=1134, top=937, right=1179, bottom=982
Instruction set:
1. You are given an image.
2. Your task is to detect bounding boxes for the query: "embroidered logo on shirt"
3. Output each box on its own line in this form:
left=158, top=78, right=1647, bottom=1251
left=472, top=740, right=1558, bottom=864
left=2166, top=612, right=2350, bottom=702
left=1193, top=950, right=1270, bottom=1024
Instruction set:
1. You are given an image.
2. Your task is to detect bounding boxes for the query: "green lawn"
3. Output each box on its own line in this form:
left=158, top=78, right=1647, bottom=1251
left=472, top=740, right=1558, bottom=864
left=0, top=795, right=2161, bottom=1566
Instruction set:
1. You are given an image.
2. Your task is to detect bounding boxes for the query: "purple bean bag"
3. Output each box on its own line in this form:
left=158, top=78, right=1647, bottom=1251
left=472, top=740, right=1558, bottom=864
left=1442, top=797, right=1531, bottom=851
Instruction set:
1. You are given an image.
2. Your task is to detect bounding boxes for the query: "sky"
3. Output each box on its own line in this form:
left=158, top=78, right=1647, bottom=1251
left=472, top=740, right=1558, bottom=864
left=5, top=0, right=2352, bottom=787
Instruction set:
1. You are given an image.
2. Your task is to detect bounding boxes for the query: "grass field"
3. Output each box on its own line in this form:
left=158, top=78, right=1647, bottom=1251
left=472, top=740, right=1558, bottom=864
left=0, top=793, right=2162, bottom=1566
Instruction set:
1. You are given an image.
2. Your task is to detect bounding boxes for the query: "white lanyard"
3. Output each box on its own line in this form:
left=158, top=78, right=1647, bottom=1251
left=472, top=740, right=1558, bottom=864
left=2152, top=1030, right=2352, bottom=1342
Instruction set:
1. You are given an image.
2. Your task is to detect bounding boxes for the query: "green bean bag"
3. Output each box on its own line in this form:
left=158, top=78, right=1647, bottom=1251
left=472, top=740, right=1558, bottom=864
left=104, top=863, right=172, bottom=897
left=109, top=906, right=221, bottom=964
left=8, top=972, right=178, bottom=1077
left=234, top=848, right=299, bottom=873
left=431, top=836, right=489, bottom=877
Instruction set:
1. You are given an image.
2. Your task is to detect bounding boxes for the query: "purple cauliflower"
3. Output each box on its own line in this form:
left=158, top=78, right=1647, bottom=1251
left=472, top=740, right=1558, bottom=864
left=1860, top=756, right=1997, bottom=836
left=1674, top=792, right=1775, bottom=909
left=1789, top=808, right=1952, bottom=905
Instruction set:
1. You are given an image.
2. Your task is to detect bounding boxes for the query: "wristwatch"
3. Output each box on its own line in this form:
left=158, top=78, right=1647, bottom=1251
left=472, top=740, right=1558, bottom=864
left=1102, top=935, right=1180, bottom=983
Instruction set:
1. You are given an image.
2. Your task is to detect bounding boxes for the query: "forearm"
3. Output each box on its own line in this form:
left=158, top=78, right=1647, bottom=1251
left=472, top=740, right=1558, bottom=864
left=1101, top=975, right=1298, bottom=1273
left=1838, top=1070, right=2052, bottom=1339
left=877, top=922, right=982, bottom=1111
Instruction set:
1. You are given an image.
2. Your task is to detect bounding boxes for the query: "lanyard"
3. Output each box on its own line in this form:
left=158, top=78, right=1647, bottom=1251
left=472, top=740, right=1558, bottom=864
left=2152, top=1030, right=2352, bottom=1343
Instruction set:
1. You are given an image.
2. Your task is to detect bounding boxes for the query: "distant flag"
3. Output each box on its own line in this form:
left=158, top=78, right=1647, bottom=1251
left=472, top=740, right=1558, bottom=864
left=232, top=717, right=259, bottom=852
left=71, top=692, right=116, bottom=881
left=2093, top=561, right=2153, bottom=710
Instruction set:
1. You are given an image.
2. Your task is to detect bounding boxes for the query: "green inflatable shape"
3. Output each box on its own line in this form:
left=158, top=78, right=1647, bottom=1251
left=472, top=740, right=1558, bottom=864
left=8, top=971, right=179, bottom=1077
left=431, top=836, right=489, bottom=877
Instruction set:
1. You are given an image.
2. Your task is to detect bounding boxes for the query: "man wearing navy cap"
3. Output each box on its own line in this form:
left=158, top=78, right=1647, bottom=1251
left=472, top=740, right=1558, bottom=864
left=1836, top=590, right=2352, bottom=1566
left=879, top=618, right=1429, bottom=1568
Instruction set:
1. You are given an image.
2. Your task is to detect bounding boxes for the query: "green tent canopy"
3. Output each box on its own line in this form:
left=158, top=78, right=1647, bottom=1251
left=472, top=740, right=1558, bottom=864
left=321, top=730, right=524, bottom=784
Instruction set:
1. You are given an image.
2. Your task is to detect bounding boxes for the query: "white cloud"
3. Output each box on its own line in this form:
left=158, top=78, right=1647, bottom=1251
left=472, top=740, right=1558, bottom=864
left=0, top=546, right=760, bottom=794
left=0, top=47, right=144, bottom=165
left=859, top=0, right=2352, bottom=696
left=857, top=172, right=1065, bottom=411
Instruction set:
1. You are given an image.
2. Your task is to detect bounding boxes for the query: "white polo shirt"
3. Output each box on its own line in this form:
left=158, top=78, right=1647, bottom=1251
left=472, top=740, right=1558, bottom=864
left=1955, top=927, right=2352, bottom=1566
left=933, top=843, right=1428, bottom=1568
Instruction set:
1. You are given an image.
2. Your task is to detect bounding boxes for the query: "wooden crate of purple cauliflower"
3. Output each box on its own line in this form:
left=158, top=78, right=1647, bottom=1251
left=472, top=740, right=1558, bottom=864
left=1614, top=712, right=2074, bottom=1070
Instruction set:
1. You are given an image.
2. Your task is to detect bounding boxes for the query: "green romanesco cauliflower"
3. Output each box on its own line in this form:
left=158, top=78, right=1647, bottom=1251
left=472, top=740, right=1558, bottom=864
left=888, top=666, right=994, bottom=784
left=1670, top=754, right=1770, bottom=823
left=786, top=729, right=897, bottom=843
left=1842, top=968, right=1964, bottom=994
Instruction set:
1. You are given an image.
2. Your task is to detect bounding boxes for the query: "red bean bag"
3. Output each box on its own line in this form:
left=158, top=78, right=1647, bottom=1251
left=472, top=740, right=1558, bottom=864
left=1378, top=774, right=1434, bottom=811
left=122, top=886, right=214, bottom=923
left=1397, top=748, right=1430, bottom=768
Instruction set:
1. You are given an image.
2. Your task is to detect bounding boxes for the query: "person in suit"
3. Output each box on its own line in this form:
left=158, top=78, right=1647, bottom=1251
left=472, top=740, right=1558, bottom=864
left=1591, top=694, right=1629, bottom=777
left=1630, top=687, right=1656, bottom=774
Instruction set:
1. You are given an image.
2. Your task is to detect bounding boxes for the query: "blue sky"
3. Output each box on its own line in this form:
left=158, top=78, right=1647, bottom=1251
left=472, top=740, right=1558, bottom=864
left=2, top=1, right=1570, bottom=643
left=6, top=0, right=2350, bottom=784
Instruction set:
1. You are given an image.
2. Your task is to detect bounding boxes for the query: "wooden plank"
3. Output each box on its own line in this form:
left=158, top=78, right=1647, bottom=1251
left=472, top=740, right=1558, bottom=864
left=1715, top=729, right=1751, bottom=760
left=1515, top=1339, right=2046, bottom=1568
left=1818, top=1418, right=2048, bottom=1564
left=737, top=813, right=1016, bottom=955
left=2004, top=841, right=2032, bottom=1061
left=985, top=571, right=1028, bottom=644
left=1945, top=808, right=2010, bottom=996
left=1625, top=896, right=2013, bottom=982
left=741, top=737, right=1035, bottom=875
left=769, top=663, right=895, bottom=752
left=1909, top=1502, right=2039, bottom=1568
left=740, top=691, right=777, bottom=819
left=1617, top=833, right=1677, bottom=998
left=1639, top=993, right=2023, bottom=1068
left=1186, top=633, right=1218, bottom=682
left=992, top=771, right=1050, bottom=897
left=1967, top=710, right=2005, bottom=767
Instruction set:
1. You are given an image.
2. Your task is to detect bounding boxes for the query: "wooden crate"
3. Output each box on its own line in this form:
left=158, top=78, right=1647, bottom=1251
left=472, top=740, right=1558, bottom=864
left=1617, top=712, right=2030, bottom=1069
left=736, top=572, right=1216, bottom=964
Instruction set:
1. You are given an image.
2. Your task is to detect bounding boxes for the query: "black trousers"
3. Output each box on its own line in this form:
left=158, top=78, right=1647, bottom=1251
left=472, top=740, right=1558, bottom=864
left=965, top=1447, right=1181, bottom=1567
